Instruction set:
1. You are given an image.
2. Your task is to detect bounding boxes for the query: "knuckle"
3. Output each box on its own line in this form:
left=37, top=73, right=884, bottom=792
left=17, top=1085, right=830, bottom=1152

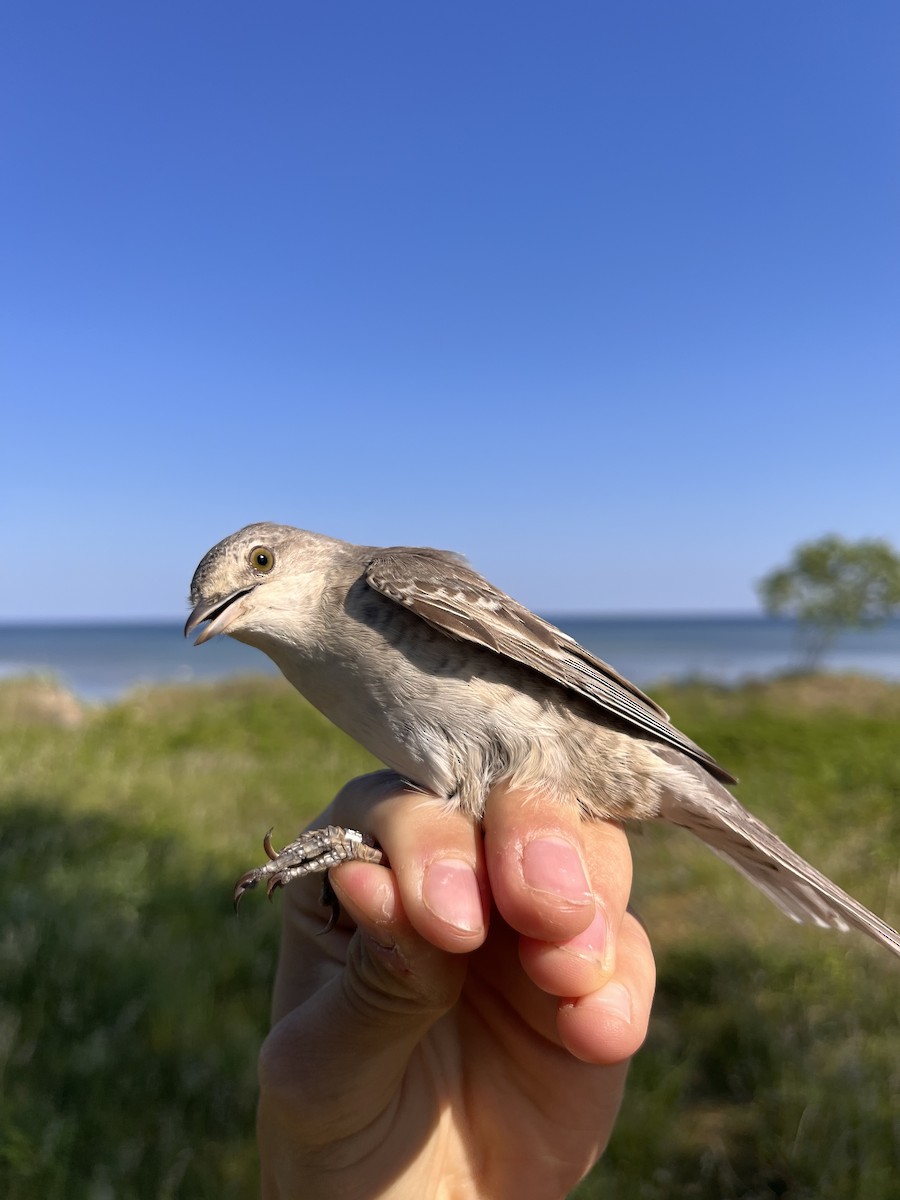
left=343, top=932, right=457, bottom=1017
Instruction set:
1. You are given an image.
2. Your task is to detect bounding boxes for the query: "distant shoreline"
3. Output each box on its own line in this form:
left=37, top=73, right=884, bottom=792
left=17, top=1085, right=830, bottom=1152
left=3, top=614, right=900, bottom=704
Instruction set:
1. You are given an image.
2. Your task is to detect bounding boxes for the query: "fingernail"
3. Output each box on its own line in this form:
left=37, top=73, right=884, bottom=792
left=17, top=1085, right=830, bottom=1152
left=583, top=980, right=633, bottom=1025
left=561, top=910, right=609, bottom=963
left=423, top=859, right=483, bottom=933
left=522, top=837, right=591, bottom=904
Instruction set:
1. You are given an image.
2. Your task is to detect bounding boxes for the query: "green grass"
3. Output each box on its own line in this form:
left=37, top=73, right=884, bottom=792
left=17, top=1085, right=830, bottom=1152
left=1, top=674, right=897, bottom=1198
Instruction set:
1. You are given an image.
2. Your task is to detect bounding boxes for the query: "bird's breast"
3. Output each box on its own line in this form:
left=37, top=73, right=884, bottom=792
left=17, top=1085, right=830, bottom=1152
left=267, top=639, right=466, bottom=797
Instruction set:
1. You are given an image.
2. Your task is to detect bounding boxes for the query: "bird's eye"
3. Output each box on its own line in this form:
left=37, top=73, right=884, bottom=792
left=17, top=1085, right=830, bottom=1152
left=249, top=546, right=275, bottom=574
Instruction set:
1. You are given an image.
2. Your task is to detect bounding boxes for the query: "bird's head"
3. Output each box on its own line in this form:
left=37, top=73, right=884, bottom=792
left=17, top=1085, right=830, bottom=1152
left=184, top=522, right=341, bottom=649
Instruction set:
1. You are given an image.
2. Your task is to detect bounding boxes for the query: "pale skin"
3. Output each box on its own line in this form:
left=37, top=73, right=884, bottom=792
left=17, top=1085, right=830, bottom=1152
left=257, top=774, right=656, bottom=1200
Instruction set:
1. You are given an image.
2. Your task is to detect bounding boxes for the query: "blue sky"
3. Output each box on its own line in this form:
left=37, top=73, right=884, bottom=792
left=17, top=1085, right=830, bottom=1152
left=4, top=2, right=898, bottom=619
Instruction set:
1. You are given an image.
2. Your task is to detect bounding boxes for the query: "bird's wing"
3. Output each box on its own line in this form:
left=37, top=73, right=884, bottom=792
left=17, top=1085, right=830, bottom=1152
left=366, top=548, right=736, bottom=784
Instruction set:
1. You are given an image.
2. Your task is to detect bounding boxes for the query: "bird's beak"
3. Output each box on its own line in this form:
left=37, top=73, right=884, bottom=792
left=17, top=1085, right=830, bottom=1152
left=184, top=587, right=255, bottom=645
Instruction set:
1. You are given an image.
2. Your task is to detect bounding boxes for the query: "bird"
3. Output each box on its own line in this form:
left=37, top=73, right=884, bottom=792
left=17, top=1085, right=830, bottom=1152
left=185, top=521, right=900, bottom=958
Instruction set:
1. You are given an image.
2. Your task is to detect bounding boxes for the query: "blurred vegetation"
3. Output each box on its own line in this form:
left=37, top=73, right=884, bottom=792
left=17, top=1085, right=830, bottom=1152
left=0, top=673, right=897, bottom=1199
left=757, top=534, right=900, bottom=667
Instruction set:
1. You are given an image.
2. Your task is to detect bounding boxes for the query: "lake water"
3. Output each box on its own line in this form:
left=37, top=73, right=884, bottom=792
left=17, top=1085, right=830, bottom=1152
left=3, top=616, right=900, bottom=702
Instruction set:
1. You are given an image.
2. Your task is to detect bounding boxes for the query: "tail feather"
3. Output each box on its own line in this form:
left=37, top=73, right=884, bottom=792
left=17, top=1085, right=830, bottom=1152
left=655, top=752, right=900, bottom=960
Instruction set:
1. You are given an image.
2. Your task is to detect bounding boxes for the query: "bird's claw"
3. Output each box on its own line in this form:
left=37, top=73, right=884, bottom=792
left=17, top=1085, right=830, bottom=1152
left=233, top=869, right=261, bottom=910
left=233, top=824, right=384, bottom=918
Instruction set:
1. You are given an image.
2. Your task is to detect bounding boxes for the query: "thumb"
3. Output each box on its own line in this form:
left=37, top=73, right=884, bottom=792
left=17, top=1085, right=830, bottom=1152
left=258, top=861, right=466, bottom=1148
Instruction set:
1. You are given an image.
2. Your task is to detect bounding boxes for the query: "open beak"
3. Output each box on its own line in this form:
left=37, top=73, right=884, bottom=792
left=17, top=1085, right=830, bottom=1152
left=184, top=586, right=255, bottom=645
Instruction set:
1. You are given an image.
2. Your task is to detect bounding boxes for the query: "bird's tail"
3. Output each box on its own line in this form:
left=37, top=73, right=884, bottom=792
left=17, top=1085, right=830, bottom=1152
left=657, top=754, right=900, bottom=960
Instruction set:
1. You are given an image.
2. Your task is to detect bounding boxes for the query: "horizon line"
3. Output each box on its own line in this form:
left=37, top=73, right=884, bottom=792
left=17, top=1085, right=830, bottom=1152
left=0, top=608, right=785, bottom=626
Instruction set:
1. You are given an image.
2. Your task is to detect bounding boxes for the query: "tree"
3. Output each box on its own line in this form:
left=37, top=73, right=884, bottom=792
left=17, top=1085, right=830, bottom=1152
left=757, top=535, right=900, bottom=668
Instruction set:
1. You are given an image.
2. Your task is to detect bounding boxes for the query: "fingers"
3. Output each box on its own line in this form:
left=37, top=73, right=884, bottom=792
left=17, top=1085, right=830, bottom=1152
left=297, top=773, right=636, bottom=1000
left=269, top=771, right=489, bottom=1022
left=557, top=912, right=656, bottom=1065
left=483, top=784, right=654, bottom=1065
left=335, top=775, right=650, bottom=1056
left=483, top=782, right=631, bottom=957
left=327, top=771, right=490, bottom=954
left=273, top=772, right=653, bottom=1075
left=260, top=850, right=467, bottom=1149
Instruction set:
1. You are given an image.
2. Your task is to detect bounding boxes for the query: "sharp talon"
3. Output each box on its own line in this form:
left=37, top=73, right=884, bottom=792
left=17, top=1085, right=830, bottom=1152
left=319, top=900, right=341, bottom=935
left=317, top=873, right=341, bottom=935
left=263, top=828, right=279, bottom=860
left=266, top=875, right=284, bottom=900
left=233, top=870, right=260, bottom=913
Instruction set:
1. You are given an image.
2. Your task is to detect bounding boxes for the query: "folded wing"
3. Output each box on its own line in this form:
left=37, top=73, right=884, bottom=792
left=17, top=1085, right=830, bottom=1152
left=366, top=547, right=736, bottom=784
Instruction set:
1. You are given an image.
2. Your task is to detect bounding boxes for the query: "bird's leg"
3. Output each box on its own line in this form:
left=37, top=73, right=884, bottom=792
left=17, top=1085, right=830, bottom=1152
left=233, top=825, right=384, bottom=925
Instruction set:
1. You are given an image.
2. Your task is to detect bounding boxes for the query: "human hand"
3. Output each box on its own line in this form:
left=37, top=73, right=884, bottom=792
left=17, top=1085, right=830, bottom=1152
left=257, top=771, right=656, bottom=1200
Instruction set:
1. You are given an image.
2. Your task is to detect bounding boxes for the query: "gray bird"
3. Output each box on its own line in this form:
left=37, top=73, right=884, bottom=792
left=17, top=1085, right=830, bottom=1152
left=185, top=522, right=900, bottom=958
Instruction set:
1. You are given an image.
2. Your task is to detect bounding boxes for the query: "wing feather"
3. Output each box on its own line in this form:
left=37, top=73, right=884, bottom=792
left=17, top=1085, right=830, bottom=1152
left=366, top=548, right=736, bottom=784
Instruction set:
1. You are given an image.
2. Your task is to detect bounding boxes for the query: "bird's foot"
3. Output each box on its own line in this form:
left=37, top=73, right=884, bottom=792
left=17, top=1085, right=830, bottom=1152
left=233, top=825, right=384, bottom=922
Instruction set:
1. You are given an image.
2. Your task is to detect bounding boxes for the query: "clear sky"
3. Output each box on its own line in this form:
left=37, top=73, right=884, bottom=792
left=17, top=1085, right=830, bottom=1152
left=4, top=2, right=899, bottom=619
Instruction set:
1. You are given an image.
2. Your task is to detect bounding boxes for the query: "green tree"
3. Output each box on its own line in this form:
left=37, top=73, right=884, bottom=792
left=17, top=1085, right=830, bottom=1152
left=757, top=535, right=900, bottom=668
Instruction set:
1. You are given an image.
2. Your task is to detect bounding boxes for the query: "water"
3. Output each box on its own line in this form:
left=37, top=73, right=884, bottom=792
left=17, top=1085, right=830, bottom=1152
left=0, top=622, right=279, bottom=701
left=3, top=616, right=900, bottom=702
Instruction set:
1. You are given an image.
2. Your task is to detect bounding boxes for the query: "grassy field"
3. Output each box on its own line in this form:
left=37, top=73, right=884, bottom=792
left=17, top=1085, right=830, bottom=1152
left=1, top=673, right=897, bottom=1199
